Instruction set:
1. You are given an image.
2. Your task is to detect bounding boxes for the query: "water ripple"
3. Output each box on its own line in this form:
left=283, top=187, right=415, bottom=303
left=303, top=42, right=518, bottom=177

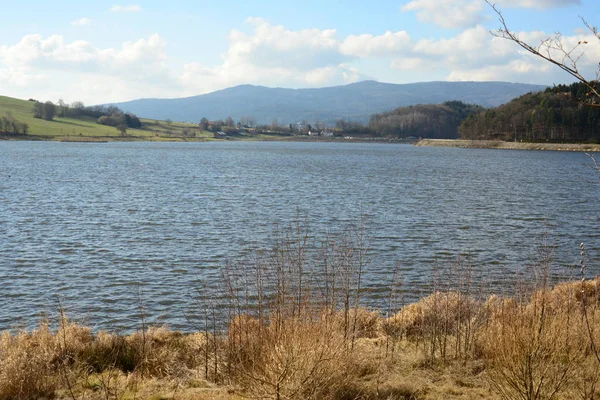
left=1, top=141, right=599, bottom=331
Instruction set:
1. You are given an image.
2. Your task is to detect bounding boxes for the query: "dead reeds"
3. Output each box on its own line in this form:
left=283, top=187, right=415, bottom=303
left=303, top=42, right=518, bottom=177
left=1, top=224, right=599, bottom=400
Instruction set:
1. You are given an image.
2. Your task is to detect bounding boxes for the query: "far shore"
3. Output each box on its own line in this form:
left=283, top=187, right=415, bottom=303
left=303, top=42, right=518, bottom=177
left=416, top=138, right=600, bottom=152
left=4, top=134, right=600, bottom=151
left=0, top=133, right=416, bottom=144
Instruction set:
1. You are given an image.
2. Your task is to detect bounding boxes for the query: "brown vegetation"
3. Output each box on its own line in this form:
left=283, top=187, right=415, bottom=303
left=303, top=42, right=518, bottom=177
left=1, top=226, right=599, bottom=400
left=415, top=139, right=600, bottom=151
left=0, top=277, right=599, bottom=400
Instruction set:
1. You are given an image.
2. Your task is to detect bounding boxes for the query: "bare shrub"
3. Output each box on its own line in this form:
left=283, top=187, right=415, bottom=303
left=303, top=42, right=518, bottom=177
left=480, top=288, right=588, bottom=400
left=186, top=220, right=382, bottom=399
left=386, top=291, right=482, bottom=360
left=231, top=315, right=352, bottom=400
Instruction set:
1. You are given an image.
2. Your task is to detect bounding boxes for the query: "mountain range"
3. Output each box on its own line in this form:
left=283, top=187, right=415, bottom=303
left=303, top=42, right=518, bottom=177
left=110, top=80, right=547, bottom=125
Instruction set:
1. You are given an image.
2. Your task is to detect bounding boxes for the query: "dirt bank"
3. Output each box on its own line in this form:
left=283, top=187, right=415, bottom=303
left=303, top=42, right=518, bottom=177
left=416, top=139, right=600, bottom=151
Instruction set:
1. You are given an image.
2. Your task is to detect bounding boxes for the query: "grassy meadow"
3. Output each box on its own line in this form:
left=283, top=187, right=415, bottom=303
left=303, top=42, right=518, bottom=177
left=0, top=95, right=213, bottom=141
left=0, top=95, right=352, bottom=142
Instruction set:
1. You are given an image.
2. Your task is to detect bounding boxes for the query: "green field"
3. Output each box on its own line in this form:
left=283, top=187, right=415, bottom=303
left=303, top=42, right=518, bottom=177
left=0, top=95, right=339, bottom=142
left=0, top=95, right=213, bottom=141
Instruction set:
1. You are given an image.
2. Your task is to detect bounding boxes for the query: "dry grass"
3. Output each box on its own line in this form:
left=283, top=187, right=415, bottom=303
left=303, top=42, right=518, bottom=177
left=479, top=279, right=600, bottom=400
left=1, top=243, right=599, bottom=400
left=0, top=324, right=58, bottom=400
left=229, top=315, right=352, bottom=400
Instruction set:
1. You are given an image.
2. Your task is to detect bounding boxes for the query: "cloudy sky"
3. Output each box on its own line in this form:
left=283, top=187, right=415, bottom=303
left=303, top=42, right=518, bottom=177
left=1, top=0, right=598, bottom=105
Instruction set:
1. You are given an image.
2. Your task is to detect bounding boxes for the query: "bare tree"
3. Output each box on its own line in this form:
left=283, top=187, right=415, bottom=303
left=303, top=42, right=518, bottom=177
left=116, top=124, right=127, bottom=137
left=486, top=0, right=600, bottom=105
left=240, top=116, right=256, bottom=128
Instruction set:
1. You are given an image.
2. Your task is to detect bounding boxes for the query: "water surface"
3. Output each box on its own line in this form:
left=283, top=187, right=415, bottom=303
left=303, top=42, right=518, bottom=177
left=1, top=141, right=598, bottom=330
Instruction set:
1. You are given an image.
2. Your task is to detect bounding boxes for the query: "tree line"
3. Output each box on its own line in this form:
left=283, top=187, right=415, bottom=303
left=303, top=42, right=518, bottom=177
left=194, top=101, right=483, bottom=139
left=369, top=101, right=484, bottom=138
left=31, top=99, right=141, bottom=135
left=0, top=113, right=28, bottom=135
left=459, top=82, right=600, bottom=142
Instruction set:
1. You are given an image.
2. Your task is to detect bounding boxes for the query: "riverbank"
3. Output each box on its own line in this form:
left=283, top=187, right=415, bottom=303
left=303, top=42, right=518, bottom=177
left=2, top=277, right=599, bottom=400
left=0, top=133, right=418, bottom=144
left=416, top=138, right=600, bottom=151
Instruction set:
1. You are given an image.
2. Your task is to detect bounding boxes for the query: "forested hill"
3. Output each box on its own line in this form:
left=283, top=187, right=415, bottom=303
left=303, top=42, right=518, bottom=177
left=459, top=82, right=600, bottom=142
left=369, top=101, right=484, bottom=138
left=110, top=80, right=545, bottom=124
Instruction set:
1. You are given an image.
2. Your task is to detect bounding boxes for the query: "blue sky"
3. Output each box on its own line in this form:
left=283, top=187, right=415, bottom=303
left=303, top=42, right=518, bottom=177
left=1, top=0, right=598, bottom=104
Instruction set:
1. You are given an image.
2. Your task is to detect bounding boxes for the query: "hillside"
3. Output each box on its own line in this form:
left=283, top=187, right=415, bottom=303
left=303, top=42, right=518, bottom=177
left=110, top=81, right=546, bottom=124
left=369, top=101, right=485, bottom=138
left=0, top=96, right=212, bottom=140
left=459, top=82, right=600, bottom=142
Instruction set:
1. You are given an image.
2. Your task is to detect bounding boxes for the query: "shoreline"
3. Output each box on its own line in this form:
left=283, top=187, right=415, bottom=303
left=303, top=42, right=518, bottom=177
left=1, top=277, right=597, bottom=400
left=4, top=134, right=600, bottom=150
left=415, top=138, right=600, bottom=152
left=0, top=134, right=416, bottom=144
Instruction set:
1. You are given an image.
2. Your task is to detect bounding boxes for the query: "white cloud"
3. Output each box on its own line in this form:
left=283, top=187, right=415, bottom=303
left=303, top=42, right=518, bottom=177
left=0, top=33, right=168, bottom=74
left=391, top=57, right=429, bottom=70
left=71, top=18, right=91, bottom=27
left=340, top=31, right=412, bottom=57
left=177, top=18, right=367, bottom=94
left=446, top=60, right=553, bottom=82
left=495, top=0, right=580, bottom=9
left=401, top=0, right=484, bottom=29
left=421, top=27, right=600, bottom=84
left=0, top=33, right=173, bottom=103
left=1, top=13, right=598, bottom=104
left=0, top=67, right=47, bottom=87
left=110, top=5, right=142, bottom=12
left=413, top=25, right=489, bottom=56
left=226, top=18, right=346, bottom=70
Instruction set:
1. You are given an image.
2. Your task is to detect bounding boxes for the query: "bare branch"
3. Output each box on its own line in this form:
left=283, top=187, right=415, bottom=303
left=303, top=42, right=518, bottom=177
left=486, top=1, right=600, bottom=106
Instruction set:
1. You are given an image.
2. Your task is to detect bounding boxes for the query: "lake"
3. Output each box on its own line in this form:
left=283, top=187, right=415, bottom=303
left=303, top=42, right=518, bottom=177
left=1, top=141, right=599, bottom=331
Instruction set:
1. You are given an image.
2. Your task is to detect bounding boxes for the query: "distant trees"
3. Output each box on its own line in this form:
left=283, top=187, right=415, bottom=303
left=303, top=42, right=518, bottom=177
left=71, top=101, right=85, bottom=112
left=0, top=113, right=29, bottom=135
left=185, top=102, right=480, bottom=138
left=57, top=99, right=68, bottom=117
left=199, top=117, right=209, bottom=130
left=459, top=82, right=600, bottom=142
left=32, top=101, right=56, bottom=121
left=43, top=101, right=56, bottom=120
left=125, top=113, right=142, bottom=128
left=32, top=99, right=141, bottom=130
left=270, top=118, right=279, bottom=131
left=116, top=124, right=127, bottom=137
left=335, top=119, right=371, bottom=135
left=32, top=102, right=43, bottom=119
left=208, top=120, right=223, bottom=132
left=369, top=101, right=483, bottom=138
left=239, top=116, right=256, bottom=128
left=335, top=119, right=347, bottom=131
left=97, top=111, right=141, bottom=129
